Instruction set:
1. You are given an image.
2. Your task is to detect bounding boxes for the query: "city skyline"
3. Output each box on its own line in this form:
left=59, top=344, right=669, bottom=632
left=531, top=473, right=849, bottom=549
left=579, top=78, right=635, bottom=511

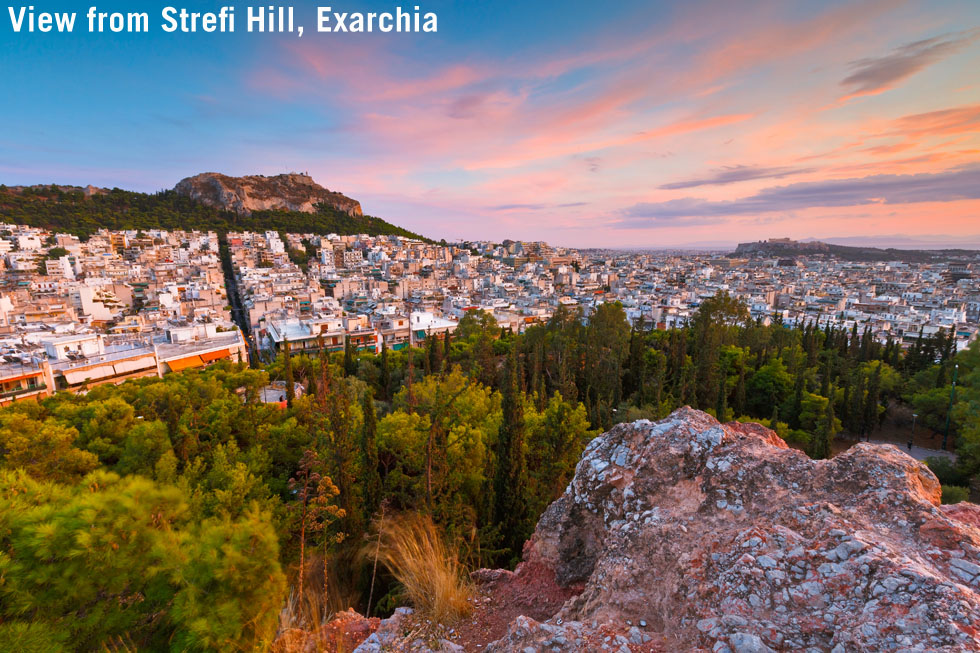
left=3, top=0, right=980, bottom=247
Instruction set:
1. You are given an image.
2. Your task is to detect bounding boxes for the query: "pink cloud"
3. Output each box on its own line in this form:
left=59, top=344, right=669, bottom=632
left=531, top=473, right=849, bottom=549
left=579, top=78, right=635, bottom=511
left=237, top=1, right=978, bottom=246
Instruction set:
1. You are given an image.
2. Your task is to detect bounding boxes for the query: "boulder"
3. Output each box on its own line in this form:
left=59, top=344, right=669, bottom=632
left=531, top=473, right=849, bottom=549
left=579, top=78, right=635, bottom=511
left=488, top=407, right=980, bottom=652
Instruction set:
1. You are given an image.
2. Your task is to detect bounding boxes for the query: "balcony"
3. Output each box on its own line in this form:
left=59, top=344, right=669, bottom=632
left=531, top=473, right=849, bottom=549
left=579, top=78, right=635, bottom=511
left=0, top=383, right=47, bottom=399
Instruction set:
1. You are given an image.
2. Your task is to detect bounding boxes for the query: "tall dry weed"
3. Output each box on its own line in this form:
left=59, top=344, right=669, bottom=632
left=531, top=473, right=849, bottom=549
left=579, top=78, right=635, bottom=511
left=365, top=512, right=474, bottom=624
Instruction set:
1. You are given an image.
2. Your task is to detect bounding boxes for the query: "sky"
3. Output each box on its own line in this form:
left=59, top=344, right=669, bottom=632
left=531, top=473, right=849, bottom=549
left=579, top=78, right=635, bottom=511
left=2, top=0, right=979, bottom=248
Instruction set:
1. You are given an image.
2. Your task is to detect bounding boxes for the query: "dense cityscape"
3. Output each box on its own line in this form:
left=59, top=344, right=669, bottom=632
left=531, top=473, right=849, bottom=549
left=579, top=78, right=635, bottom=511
left=2, top=221, right=977, bottom=405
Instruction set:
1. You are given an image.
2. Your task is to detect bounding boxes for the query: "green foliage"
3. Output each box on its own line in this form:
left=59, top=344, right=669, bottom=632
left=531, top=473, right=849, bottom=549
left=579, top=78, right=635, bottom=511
left=0, top=413, right=98, bottom=482
left=941, top=485, right=969, bottom=504
left=0, top=186, right=427, bottom=240
left=169, top=507, right=286, bottom=652
left=2, top=286, right=978, bottom=640
left=525, top=393, right=596, bottom=519
left=807, top=387, right=840, bottom=460
left=747, top=359, right=793, bottom=417
left=925, top=456, right=971, bottom=487
left=0, top=621, right=69, bottom=653
left=493, top=350, right=530, bottom=562
left=0, top=469, right=284, bottom=651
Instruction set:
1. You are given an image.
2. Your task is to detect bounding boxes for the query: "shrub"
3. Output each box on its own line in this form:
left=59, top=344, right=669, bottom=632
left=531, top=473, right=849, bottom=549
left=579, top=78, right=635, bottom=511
left=941, top=485, right=969, bottom=505
left=925, top=456, right=970, bottom=487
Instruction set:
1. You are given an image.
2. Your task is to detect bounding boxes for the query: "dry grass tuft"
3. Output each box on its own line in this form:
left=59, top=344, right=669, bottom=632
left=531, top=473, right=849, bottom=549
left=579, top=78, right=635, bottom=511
left=366, top=512, right=474, bottom=625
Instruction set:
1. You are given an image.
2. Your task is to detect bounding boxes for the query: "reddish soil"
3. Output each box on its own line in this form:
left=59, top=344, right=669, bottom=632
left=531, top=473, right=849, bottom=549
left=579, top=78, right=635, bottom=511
left=448, top=561, right=666, bottom=651
left=450, top=562, right=577, bottom=649
left=272, top=609, right=379, bottom=652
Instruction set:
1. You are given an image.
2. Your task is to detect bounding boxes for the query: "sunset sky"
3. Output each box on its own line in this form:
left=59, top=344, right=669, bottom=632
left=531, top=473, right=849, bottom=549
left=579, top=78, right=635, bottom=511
left=2, top=0, right=979, bottom=247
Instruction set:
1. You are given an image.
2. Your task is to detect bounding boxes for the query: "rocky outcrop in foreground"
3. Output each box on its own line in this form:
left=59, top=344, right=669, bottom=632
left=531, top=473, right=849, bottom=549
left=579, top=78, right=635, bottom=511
left=485, top=407, right=980, bottom=652
left=174, top=172, right=362, bottom=216
left=345, top=408, right=980, bottom=651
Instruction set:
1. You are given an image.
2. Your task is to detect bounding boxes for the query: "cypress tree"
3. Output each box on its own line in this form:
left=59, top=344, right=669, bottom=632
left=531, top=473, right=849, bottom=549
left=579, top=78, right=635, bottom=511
left=360, top=390, right=381, bottom=517
left=426, top=331, right=441, bottom=375
left=733, top=360, right=746, bottom=417
left=715, top=371, right=728, bottom=422
left=850, top=374, right=866, bottom=436
left=406, top=347, right=415, bottom=413
left=808, top=389, right=837, bottom=460
left=858, top=326, right=869, bottom=361
left=849, top=323, right=860, bottom=358
left=820, top=353, right=832, bottom=398
left=379, top=340, right=391, bottom=402
left=343, top=336, right=356, bottom=377
left=863, top=364, right=881, bottom=437
left=283, top=339, right=295, bottom=405
left=493, top=348, right=529, bottom=561
left=790, top=368, right=805, bottom=429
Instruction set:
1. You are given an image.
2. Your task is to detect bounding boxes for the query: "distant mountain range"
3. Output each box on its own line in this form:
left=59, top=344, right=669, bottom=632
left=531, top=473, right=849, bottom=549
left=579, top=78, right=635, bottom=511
left=0, top=173, right=426, bottom=240
left=804, top=235, right=980, bottom=250
left=732, top=238, right=980, bottom=263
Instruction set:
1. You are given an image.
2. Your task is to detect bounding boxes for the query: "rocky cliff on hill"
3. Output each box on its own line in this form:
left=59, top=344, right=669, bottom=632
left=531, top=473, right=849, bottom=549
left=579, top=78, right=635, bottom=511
left=323, top=408, right=980, bottom=652
left=174, top=172, right=362, bottom=216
